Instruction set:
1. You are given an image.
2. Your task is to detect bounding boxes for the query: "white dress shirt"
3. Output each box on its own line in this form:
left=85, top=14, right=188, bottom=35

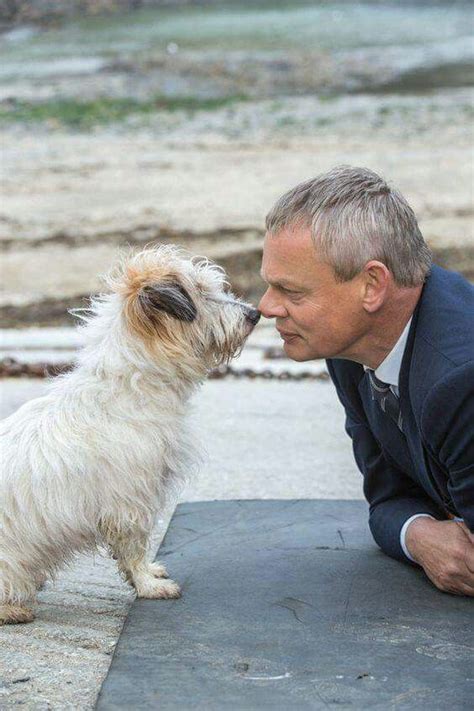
left=372, top=317, right=412, bottom=398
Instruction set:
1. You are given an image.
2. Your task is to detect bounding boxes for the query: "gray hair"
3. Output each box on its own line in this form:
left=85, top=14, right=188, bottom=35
left=265, top=165, right=432, bottom=287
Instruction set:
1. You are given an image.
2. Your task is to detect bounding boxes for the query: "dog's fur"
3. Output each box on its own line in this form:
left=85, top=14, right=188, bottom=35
left=0, top=245, right=259, bottom=625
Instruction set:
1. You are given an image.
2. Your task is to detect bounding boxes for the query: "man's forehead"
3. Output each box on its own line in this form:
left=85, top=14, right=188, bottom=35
left=261, top=228, right=321, bottom=284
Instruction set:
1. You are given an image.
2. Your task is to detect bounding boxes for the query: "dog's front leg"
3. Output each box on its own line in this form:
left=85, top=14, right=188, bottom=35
left=0, top=563, right=37, bottom=625
left=100, top=520, right=181, bottom=599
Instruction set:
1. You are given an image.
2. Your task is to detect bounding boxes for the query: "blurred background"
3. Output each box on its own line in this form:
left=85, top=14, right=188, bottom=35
left=0, top=0, right=473, bottom=337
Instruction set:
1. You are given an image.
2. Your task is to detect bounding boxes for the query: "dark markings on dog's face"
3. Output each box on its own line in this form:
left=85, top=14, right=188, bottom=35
left=139, top=282, right=197, bottom=323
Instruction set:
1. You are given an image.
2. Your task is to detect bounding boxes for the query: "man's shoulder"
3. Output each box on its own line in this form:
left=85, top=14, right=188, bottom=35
left=414, top=265, right=474, bottom=367
left=410, top=265, right=473, bottom=377
left=408, top=265, right=473, bottom=416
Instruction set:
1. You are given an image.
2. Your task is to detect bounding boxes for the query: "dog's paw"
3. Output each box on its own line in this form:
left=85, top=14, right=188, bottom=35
left=0, top=604, right=35, bottom=625
left=135, top=577, right=181, bottom=600
left=148, top=562, right=169, bottom=579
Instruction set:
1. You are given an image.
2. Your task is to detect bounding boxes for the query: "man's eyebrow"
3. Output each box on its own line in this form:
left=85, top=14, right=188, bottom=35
left=259, top=272, right=302, bottom=289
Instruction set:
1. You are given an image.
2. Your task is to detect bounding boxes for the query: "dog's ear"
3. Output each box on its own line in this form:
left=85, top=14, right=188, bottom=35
left=139, top=282, right=197, bottom=323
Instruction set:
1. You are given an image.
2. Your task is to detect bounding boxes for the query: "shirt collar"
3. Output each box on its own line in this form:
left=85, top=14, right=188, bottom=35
left=363, top=317, right=412, bottom=388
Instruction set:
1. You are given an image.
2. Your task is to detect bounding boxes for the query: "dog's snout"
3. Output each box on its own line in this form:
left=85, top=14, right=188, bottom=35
left=245, top=308, right=261, bottom=326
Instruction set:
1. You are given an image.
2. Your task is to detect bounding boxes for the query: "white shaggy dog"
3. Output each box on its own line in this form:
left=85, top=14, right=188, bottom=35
left=0, top=245, right=260, bottom=625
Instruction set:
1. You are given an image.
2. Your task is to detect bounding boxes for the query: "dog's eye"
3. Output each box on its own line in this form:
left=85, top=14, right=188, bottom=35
left=222, top=282, right=231, bottom=294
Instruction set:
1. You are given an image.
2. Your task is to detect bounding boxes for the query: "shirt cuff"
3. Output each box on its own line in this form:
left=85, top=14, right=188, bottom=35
left=400, top=513, right=435, bottom=562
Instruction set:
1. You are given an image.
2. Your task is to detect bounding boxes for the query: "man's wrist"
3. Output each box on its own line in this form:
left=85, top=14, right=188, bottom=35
left=401, top=514, right=435, bottom=563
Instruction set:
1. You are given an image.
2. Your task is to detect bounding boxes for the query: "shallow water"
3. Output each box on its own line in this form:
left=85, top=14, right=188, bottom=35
left=1, top=1, right=473, bottom=94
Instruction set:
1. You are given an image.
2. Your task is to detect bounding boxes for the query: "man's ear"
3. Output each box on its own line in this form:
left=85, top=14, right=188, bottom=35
left=361, top=261, right=390, bottom=313
left=139, top=282, right=197, bottom=322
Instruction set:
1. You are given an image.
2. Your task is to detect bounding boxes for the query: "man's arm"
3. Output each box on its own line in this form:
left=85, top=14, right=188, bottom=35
left=405, top=361, right=474, bottom=594
left=326, top=359, right=444, bottom=563
left=420, top=361, right=474, bottom=530
left=346, top=404, right=445, bottom=563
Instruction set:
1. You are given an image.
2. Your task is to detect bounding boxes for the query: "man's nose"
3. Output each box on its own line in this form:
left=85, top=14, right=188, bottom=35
left=258, top=288, right=288, bottom=319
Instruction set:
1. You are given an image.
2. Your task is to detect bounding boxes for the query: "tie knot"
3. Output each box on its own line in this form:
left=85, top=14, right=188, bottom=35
left=367, top=369, right=391, bottom=392
left=367, top=369, right=403, bottom=432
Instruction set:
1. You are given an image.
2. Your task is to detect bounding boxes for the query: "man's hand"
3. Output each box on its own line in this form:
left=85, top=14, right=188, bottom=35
left=405, top=517, right=474, bottom=595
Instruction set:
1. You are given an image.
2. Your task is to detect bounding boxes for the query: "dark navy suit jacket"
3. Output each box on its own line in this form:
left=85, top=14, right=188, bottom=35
left=327, top=265, right=474, bottom=563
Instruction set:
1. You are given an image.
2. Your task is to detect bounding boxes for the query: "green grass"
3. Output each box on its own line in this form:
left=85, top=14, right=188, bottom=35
left=0, top=95, right=247, bottom=129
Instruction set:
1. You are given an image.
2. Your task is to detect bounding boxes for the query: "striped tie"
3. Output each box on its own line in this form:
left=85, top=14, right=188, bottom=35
left=367, top=369, right=404, bottom=433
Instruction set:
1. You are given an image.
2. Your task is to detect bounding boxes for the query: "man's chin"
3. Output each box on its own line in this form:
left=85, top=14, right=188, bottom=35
left=282, top=339, right=315, bottom=362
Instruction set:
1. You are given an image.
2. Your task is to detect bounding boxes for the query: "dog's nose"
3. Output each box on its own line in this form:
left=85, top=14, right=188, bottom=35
left=245, top=308, right=261, bottom=325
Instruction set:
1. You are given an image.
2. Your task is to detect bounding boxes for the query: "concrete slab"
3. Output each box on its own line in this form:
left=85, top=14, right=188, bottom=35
left=97, top=500, right=474, bottom=711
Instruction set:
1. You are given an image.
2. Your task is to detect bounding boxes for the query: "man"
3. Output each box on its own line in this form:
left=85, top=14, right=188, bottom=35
left=259, top=165, right=474, bottom=596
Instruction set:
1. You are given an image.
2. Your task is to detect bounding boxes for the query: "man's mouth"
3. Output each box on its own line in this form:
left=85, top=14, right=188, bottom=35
left=277, top=328, right=300, bottom=343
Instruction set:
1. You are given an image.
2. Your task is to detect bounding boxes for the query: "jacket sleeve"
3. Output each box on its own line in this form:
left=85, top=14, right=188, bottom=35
left=326, top=359, right=445, bottom=563
left=420, top=360, right=474, bottom=532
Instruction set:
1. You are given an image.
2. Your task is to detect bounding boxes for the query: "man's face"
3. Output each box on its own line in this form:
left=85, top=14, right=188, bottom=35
left=259, top=226, right=368, bottom=361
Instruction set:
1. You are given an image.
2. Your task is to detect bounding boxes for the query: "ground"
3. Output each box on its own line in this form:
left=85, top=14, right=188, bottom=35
left=0, top=375, right=358, bottom=709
